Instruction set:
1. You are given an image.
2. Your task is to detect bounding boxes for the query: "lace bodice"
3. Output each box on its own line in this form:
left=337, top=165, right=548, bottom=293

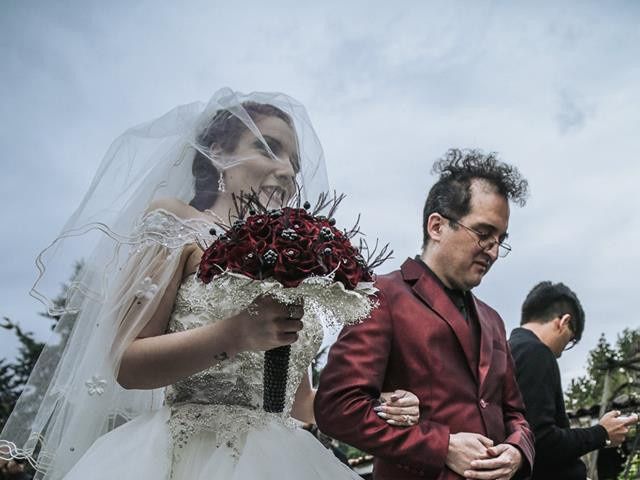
left=164, top=275, right=324, bottom=455
left=124, top=209, right=372, bottom=458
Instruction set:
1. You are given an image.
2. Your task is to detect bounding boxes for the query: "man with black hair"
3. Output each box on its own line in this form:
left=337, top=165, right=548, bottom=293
left=509, top=281, right=638, bottom=480
left=316, top=149, right=535, bottom=480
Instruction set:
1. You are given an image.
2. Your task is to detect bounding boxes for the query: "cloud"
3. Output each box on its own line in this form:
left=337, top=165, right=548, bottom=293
left=556, top=90, right=588, bottom=133
left=1, top=1, right=639, bottom=389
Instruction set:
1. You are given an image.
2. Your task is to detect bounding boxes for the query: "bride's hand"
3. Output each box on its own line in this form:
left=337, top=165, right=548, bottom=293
left=234, top=295, right=304, bottom=353
left=375, top=389, right=420, bottom=427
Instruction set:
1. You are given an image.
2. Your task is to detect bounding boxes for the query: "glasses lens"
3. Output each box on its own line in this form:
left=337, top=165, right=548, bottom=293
left=478, top=236, right=511, bottom=258
left=478, top=237, right=495, bottom=251
left=564, top=320, right=577, bottom=350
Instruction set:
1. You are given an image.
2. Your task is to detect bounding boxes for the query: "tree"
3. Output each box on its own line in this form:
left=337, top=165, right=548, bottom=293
left=564, top=328, right=640, bottom=480
left=0, top=262, right=82, bottom=479
left=566, top=329, right=640, bottom=412
left=0, top=319, right=45, bottom=432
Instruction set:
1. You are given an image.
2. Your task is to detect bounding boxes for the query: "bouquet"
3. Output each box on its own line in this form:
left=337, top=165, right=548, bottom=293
left=197, top=193, right=390, bottom=413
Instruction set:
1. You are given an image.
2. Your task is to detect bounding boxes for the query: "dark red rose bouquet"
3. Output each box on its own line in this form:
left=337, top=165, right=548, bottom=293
left=198, top=206, right=374, bottom=290
left=197, top=193, right=390, bottom=413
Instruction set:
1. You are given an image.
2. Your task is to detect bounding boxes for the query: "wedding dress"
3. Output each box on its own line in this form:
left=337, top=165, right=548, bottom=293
left=62, top=209, right=362, bottom=480
left=0, top=89, right=365, bottom=479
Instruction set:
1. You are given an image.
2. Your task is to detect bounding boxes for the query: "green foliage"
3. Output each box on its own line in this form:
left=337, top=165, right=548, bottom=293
left=0, top=319, right=46, bottom=432
left=565, top=329, right=640, bottom=412
left=1, top=263, right=84, bottom=479
left=563, top=328, right=639, bottom=479
left=617, top=430, right=639, bottom=480
left=340, top=443, right=371, bottom=460
left=0, top=262, right=83, bottom=434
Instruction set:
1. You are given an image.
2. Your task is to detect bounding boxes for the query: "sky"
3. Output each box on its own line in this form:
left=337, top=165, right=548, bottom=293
left=1, top=0, right=639, bottom=389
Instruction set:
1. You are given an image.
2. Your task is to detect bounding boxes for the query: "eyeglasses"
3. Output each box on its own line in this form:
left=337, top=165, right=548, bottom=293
left=564, top=338, right=578, bottom=351
left=564, top=317, right=578, bottom=351
left=440, top=214, right=512, bottom=258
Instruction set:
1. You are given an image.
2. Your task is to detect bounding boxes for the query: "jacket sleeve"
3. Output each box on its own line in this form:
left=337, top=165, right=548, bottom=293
left=314, top=288, right=450, bottom=477
left=501, top=341, right=536, bottom=477
left=515, top=343, right=607, bottom=467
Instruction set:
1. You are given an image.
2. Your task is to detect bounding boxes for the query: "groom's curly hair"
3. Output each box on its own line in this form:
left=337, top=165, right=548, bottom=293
left=422, top=148, right=529, bottom=247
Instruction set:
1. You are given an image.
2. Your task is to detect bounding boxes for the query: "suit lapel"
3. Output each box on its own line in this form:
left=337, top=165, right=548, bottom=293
left=471, top=295, right=493, bottom=390
left=402, top=259, right=478, bottom=382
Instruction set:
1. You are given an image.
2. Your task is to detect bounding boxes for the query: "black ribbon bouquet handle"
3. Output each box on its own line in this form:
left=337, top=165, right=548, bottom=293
left=194, top=193, right=392, bottom=413
left=263, top=345, right=291, bottom=412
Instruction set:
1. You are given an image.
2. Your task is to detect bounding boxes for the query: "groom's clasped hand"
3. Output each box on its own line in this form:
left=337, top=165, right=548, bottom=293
left=446, top=432, right=522, bottom=480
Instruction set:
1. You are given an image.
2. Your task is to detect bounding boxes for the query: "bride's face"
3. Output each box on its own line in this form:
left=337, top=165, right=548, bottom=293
left=223, top=115, right=299, bottom=208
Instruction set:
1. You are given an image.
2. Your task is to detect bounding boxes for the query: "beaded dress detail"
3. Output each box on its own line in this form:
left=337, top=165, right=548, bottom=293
left=60, top=209, right=366, bottom=479
left=165, top=275, right=324, bottom=457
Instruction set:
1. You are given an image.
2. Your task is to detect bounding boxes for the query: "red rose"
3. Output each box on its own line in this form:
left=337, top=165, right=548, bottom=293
left=283, top=207, right=313, bottom=222
left=246, top=215, right=275, bottom=243
left=334, top=256, right=366, bottom=289
left=317, top=238, right=349, bottom=264
left=198, top=202, right=379, bottom=289
left=274, top=208, right=320, bottom=238
left=273, top=246, right=324, bottom=287
left=227, top=222, right=252, bottom=243
left=318, top=240, right=367, bottom=289
left=198, top=240, right=229, bottom=283
left=272, top=229, right=314, bottom=252
left=226, top=241, right=264, bottom=278
left=290, top=217, right=321, bottom=239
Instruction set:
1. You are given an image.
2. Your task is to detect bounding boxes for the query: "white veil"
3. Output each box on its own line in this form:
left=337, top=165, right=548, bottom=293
left=0, top=88, right=329, bottom=479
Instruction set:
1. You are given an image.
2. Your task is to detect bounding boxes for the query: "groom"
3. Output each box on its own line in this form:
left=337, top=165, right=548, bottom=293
left=315, top=149, right=535, bottom=479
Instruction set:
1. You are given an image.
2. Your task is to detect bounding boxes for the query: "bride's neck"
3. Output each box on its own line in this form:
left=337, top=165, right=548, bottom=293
left=201, top=195, right=234, bottom=224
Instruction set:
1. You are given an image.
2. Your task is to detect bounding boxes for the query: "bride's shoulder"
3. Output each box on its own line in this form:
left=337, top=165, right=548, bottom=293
left=146, top=197, right=195, bottom=219
left=137, top=198, right=211, bottom=238
left=143, top=198, right=211, bottom=224
left=144, top=200, right=209, bottom=274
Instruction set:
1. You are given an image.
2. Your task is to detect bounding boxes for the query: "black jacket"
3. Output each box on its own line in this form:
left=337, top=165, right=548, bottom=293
left=509, top=327, right=607, bottom=480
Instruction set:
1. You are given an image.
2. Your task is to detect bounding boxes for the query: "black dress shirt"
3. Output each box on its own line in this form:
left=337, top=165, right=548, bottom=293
left=509, top=327, right=607, bottom=480
left=413, top=256, right=471, bottom=320
left=414, top=256, right=481, bottom=370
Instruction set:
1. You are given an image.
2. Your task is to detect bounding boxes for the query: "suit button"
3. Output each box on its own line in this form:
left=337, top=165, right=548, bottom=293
left=479, top=398, right=488, bottom=408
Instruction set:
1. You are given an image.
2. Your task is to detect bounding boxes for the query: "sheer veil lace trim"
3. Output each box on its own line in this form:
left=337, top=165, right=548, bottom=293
left=131, top=208, right=214, bottom=250
left=0, top=209, right=210, bottom=475
left=1, top=89, right=332, bottom=479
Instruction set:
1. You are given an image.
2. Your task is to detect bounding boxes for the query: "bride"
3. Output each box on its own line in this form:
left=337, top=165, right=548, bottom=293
left=0, top=89, right=418, bottom=479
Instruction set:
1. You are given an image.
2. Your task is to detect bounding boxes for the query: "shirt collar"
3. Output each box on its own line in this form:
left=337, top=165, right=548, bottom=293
left=413, top=256, right=469, bottom=313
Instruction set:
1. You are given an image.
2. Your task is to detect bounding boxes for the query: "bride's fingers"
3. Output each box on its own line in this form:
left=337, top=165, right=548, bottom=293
left=386, top=397, right=418, bottom=408
left=382, top=414, right=419, bottom=426
left=276, top=331, right=299, bottom=345
left=382, top=412, right=419, bottom=423
left=376, top=405, right=419, bottom=416
left=383, top=391, right=419, bottom=407
left=277, top=319, right=304, bottom=333
left=374, top=405, right=419, bottom=424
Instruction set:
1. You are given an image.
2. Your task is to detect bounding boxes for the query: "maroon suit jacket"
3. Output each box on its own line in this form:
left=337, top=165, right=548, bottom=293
left=314, top=258, right=534, bottom=479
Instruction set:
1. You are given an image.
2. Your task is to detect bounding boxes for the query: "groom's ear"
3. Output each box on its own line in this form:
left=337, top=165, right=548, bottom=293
left=426, top=213, right=446, bottom=242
